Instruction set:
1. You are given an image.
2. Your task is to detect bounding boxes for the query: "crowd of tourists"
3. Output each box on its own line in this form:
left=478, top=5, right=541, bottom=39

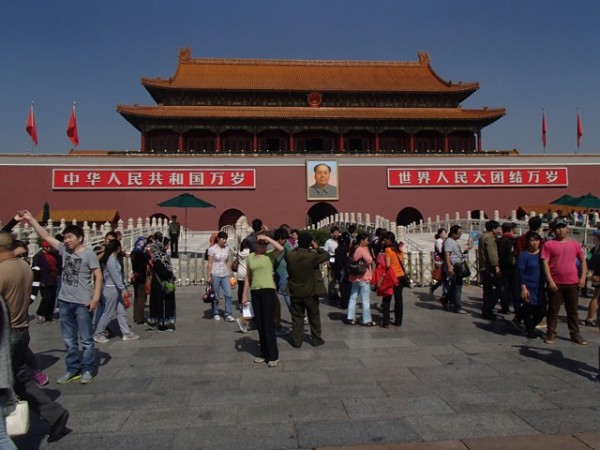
left=1, top=210, right=599, bottom=447
left=0, top=210, right=177, bottom=446
left=428, top=216, right=600, bottom=349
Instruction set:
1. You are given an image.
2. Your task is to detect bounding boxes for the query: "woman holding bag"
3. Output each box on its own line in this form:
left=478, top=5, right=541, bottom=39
left=241, top=234, right=283, bottom=367
left=346, top=232, right=375, bottom=326
left=380, top=232, right=406, bottom=328
left=93, top=240, right=139, bottom=342
left=146, top=234, right=176, bottom=332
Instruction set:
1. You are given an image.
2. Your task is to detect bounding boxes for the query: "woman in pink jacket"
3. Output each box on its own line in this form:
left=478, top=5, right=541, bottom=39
left=346, top=232, right=375, bottom=325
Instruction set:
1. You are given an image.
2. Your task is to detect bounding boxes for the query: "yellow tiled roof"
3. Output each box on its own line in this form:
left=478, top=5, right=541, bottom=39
left=35, top=209, right=120, bottom=223
left=141, top=49, right=479, bottom=93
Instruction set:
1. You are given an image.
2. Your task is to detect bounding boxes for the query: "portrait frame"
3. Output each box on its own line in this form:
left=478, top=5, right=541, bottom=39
left=306, top=160, right=339, bottom=201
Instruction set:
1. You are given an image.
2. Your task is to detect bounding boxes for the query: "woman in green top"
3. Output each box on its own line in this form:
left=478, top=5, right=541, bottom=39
left=241, top=234, right=283, bottom=367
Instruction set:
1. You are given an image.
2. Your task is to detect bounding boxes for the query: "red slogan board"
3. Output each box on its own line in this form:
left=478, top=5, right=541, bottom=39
left=387, top=167, right=568, bottom=188
left=53, top=169, right=256, bottom=190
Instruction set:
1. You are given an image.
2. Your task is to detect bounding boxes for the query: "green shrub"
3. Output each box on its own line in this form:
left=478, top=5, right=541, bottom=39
left=303, top=229, right=330, bottom=246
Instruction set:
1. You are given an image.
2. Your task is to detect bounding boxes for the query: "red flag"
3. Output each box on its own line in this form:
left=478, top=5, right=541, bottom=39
left=541, top=111, right=547, bottom=148
left=67, top=104, right=79, bottom=147
left=577, top=111, right=583, bottom=148
left=25, top=104, right=38, bottom=146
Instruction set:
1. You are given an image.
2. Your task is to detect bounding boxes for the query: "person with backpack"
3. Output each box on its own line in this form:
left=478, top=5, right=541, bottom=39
left=497, top=222, right=520, bottom=318
left=346, top=232, right=375, bottom=326
left=430, top=228, right=447, bottom=302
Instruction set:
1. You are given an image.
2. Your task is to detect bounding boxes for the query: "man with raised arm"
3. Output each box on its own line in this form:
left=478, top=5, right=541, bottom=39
left=22, top=210, right=102, bottom=384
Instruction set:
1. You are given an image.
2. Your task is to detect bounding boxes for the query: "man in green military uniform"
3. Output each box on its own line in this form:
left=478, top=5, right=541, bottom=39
left=285, top=232, right=330, bottom=348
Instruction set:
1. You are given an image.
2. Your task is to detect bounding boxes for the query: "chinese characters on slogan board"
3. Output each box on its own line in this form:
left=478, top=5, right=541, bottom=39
left=52, top=166, right=568, bottom=190
left=387, top=167, right=568, bottom=188
left=52, top=169, right=256, bottom=190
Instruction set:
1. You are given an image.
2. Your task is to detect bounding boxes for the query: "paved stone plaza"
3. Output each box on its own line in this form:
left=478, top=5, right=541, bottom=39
left=14, top=284, right=600, bottom=450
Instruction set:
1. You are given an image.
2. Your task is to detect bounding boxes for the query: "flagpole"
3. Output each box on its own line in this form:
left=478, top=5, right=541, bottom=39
left=541, top=107, right=546, bottom=155
left=26, top=101, right=36, bottom=155
left=30, top=102, right=34, bottom=155
left=576, top=107, right=583, bottom=155
left=73, top=101, right=77, bottom=149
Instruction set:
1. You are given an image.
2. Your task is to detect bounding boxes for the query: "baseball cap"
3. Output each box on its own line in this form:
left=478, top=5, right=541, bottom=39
left=550, top=219, right=568, bottom=229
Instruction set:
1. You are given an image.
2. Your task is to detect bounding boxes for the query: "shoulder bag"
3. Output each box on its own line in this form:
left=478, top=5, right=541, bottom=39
left=347, top=257, right=367, bottom=276
left=5, top=400, right=29, bottom=437
left=453, top=261, right=471, bottom=278
left=231, top=253, right=240, bottom=273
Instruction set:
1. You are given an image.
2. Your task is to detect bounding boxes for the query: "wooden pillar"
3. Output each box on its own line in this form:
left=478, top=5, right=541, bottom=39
left=178, top=130, right=184, bottom=152
left=444, top=133, right=449, bottom=153
left=141, top=132, right=147, bottom=152
left=409, top=132, right=415, bottom=153
left=289, top=133, right=294, bottom=152
left=477, top=131, right=482, bottom=152
left=339, top=132, right=344, bottom=152
left=253, top=132, right=258, bottom=152
left=215, top=133, right=221, bottom=153
left=375, top=131, right=380, bottom=153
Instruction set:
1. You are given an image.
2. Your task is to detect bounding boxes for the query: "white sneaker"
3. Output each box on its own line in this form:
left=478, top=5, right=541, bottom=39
left=93, top=335, right=109, bottom=343
left=224, top=315, right=235, bottom=322
left=122, top=332, right=139, bottom=341
left=213, top=315, right=221, bottom=321
left=267, top=359, right=279, bottom=368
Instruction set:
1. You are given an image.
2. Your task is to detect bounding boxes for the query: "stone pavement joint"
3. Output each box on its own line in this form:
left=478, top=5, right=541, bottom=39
left=14, top=284, right=600, bottom=449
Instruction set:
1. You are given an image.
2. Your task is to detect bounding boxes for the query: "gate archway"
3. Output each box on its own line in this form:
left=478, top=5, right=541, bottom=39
left=306, top=203, right=338, bottom=227
left=219, top=208, right=244, bottom=229
left=396, top=207, right=424, bottom=226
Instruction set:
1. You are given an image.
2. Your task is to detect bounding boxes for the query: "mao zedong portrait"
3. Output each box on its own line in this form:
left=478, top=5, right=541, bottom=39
left=308, top=163, right=338, bottom=199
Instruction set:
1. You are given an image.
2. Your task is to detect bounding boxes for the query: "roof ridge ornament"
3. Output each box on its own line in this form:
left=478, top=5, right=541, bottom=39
left=179, top=47, right=192, bottom=63
left=418, top=51, right=430, bottom=65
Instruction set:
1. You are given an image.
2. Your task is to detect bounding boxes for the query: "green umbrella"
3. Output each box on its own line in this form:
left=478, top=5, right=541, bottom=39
left=550, top=194, right=578, bottom=205
left=158, top=193, right=216, bottom=254
left=573, top=193, right=600, bottom=209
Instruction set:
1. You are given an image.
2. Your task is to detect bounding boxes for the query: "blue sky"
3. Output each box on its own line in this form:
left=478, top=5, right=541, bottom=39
left=1, top=0, right=599, bottom=155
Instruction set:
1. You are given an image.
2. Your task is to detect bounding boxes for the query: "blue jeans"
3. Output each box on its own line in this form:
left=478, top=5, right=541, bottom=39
left=93, top=295, right=106, bottom=330
left=347, top=280, right=372, bottom=324
left=59, top=300, right=96, bottom=373
left=448, top=276, right=463, bottom=312
left=276, top=271, right=292, bottom=313
left=211, top=275, right=233, bottom=317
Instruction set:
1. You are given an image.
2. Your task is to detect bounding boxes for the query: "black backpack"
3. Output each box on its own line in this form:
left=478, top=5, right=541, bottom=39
left=496, top=235, right=517, bottom=269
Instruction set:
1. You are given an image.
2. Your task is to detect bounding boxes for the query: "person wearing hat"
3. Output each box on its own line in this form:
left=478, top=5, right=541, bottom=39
left=285, top=232, right=330, bottom=348
left=541, top=220, right=588, bottom=345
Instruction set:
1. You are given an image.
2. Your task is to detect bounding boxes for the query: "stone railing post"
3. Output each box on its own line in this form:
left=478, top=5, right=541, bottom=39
left=28, top=229, right=39, bottom=255
left=83, top=222, right=91, bottom=245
